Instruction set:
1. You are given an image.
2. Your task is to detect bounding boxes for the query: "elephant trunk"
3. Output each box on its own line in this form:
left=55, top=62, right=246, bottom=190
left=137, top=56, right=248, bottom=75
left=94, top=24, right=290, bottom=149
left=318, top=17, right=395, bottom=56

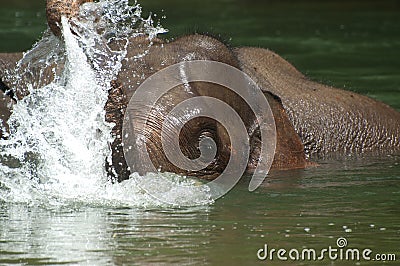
left=46, top=0, right=93, bottom=37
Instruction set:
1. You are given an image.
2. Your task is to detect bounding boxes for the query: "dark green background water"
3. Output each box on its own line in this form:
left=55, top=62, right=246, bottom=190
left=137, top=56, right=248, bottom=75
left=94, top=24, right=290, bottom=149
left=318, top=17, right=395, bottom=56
left=0, top=0, right=399, bottom=265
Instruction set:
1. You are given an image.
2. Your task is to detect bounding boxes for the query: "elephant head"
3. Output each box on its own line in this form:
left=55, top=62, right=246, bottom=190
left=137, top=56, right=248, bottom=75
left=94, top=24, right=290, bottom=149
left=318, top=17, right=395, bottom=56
left=103, top=35, right=305, bottom=182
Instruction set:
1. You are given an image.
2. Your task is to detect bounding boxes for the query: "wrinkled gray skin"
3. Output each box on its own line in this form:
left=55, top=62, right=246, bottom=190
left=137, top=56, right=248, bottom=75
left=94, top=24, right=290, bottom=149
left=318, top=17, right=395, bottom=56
left=0, top=0, right=399, bottom=182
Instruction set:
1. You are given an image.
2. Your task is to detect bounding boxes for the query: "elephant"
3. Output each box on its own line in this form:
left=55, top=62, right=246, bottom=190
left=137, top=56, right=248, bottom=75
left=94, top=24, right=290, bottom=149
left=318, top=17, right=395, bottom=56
left=0, top=0, right=399, bottom=183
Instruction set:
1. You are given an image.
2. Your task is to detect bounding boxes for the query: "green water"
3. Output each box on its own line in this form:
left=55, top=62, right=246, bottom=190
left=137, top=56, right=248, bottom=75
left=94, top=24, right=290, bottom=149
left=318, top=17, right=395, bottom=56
left=1, top=0, right=400, bottom=265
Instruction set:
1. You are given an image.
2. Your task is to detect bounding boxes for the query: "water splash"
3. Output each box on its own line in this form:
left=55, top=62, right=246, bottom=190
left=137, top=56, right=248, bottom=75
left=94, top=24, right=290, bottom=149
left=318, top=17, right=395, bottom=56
left=0, top=0, right=213, bottom=208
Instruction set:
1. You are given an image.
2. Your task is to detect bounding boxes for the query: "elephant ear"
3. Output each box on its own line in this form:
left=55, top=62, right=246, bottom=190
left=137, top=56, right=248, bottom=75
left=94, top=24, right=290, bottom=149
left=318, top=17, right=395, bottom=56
left=234, top=48, right=309, bottom=169
left=251, top=86, right=309, bottom=170
left=233, top=47, right=306, bottom=97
